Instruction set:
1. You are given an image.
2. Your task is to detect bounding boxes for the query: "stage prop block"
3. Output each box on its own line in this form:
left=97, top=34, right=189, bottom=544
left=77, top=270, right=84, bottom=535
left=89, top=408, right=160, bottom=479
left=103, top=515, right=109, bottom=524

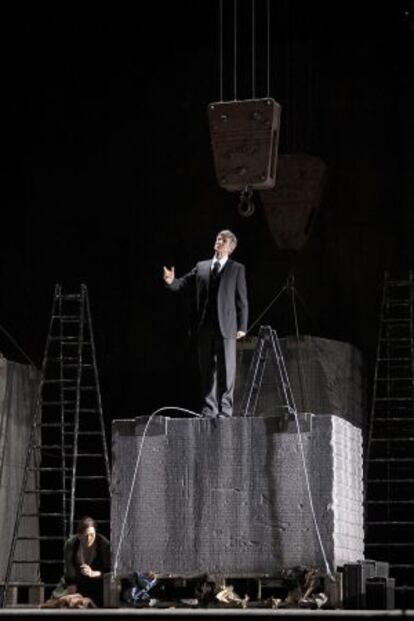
left=111, top=414, right=363, bottom=578
left=207, top=98, right=281, bottom=191
left=259, top=152, right=326, bottom=252
left=0, top=357, right=40, bottom=582
left=235, top=335, right=366, bottom=429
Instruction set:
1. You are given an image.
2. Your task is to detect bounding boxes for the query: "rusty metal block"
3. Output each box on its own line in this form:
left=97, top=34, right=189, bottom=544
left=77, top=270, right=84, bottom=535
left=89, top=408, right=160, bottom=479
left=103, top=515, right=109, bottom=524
left=259, top=152, right=327, bottom=251
left=208, top=98, right=281, bottom=191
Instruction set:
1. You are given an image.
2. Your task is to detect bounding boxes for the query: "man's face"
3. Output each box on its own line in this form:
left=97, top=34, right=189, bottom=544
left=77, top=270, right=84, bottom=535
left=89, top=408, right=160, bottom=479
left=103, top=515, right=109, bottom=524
left=214, top=234, right=233, bottom=257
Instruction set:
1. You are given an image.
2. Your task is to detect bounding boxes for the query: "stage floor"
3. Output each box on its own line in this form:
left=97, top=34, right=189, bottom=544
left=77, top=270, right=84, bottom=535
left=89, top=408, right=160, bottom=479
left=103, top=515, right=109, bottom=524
left=0, top=608, right=413, bottom=619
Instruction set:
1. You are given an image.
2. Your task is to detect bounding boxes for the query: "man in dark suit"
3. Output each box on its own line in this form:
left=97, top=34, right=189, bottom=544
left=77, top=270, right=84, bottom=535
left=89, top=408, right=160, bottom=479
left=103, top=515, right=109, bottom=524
left=163, top=230, right=248, bottom=418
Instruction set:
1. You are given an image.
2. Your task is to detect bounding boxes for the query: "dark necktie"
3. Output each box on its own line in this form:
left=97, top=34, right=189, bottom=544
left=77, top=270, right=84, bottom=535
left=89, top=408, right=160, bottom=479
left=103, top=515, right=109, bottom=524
left=212, top=261, right=220, bottom=278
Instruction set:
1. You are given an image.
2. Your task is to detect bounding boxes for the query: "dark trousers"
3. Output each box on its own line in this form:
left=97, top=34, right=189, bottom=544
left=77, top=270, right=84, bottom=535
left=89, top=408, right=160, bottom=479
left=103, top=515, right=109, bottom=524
left=197, top=324, right=236, bottom=417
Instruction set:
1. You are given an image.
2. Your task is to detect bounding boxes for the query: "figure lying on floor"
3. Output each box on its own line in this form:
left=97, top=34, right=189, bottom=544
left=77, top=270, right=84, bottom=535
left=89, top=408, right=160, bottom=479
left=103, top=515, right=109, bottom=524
left=41, top=593, right=97, bottom=608
left=272, top=565, right=328, bottom=609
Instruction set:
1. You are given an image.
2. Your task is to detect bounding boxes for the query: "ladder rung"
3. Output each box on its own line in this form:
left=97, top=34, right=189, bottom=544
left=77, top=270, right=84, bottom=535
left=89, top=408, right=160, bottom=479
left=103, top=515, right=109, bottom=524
left=378, top=357, right=412, bottom=361
left=16, top=535, right=66, bottom=541
left=66, top=453, right=103, bottom=458
left=366, top=521, right=414, bottom=525
left=36, top=423, right=73, bottom=428
left=64, top=386, right=95, bottom=391
left=374, top=417, right=414, bottom=421
left=41, top=401, right=74, bottom=406
left=43, top=379, right=76, bottom=384
left=367, top=479, right=414, bottom=483
left=65, top=431, right=101, bottom=436
left=13, top=559, right=64, bottom=565
left=22, top=513, right=63, bottom=518
left=75, top=497, right=108, bottom=502
left=371, top=437, right=414, bottom=441
left=380, top=337, right=412, bottom=342
left=65, top=408, right=99, bottom=413
left=33, top=444, right=71, bottom=449
left=367, top=500, right=414, bottom=504
left=57, top=293, right=81, bottom=300
left=46, top=358, right=92, bottom=366
left=25, top=489, right=67, bottom=494
left=52, top=314, right=80, bottom=319
left=391, top=564, right=414, bottom=568
left=50, top=340, right=91, bottom=346
left=49, top=336, right=80, bottom=342
left=375, top=397, right=413, bottom=402
left=366, top=542, right=414, bottom=547
left=386, top=279, right=413, bottom=286
left=376, top=378, right=413, bottom=382
left=28, top=467, right=72, bottom=472
left=65, top=475, right=107, bottom=480
left=369, top=458, right=414, bottom=462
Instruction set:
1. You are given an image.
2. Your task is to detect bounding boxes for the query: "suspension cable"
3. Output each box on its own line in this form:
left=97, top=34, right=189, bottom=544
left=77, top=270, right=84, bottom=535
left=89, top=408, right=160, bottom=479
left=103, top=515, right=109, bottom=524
left=233, top=0, right=238, bottom=100
left=219, top=0, right=223, bottom=101
left=0, top=322, right=37, bottom=369
left=245, top=282, right=288, bottom=336
left=266, top=0, right=270, bottom=97
left=252, top=0, right=256, bottom=99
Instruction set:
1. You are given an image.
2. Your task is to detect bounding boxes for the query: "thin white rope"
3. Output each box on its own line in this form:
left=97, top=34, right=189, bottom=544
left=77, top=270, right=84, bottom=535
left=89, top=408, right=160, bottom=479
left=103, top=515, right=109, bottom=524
left=112, top=406, right=202, bottom=576
left=270, top=330, right=334, bottom=579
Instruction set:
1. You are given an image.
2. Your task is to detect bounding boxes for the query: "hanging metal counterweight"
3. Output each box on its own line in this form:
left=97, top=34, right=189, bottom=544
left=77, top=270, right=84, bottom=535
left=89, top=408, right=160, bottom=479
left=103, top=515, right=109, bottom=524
left=207, top=98, right=281, bottom=192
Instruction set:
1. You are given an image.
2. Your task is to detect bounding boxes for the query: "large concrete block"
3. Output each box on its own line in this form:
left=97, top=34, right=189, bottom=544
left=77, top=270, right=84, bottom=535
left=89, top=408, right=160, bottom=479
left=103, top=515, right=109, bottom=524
left=235, top=335, right=366, bottom=428
left=111, top=414, right=364, bottom=577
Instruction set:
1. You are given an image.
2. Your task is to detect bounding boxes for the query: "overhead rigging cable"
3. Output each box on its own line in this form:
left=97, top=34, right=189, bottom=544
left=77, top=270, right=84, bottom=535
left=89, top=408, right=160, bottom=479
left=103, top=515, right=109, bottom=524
left=233, top=0, right=238, bottom=100
left=252, top=0, right=256, bottom=98
left=245, top=281, right=288, bottom=336
left=219, top=0, right=223, bottom=101
left=0, top=322, right=37, bottom=369
left=266, top=0, right=270, bottom=97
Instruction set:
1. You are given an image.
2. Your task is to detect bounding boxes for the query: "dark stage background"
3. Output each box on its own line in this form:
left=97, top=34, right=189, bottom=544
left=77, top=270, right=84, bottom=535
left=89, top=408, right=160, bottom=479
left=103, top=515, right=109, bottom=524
left=1, top=1, right=413, bottom=429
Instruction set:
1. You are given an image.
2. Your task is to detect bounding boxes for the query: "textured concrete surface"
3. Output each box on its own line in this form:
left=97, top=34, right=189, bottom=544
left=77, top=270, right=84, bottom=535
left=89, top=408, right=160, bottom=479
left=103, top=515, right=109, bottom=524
left=234, top=335, right=366, bottom=428
left=111, top=414, right=363, bottom=577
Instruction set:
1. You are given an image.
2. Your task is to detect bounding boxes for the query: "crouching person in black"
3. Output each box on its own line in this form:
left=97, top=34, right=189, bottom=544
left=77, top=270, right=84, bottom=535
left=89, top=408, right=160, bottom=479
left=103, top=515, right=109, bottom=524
left=52, top=516, right=110, bottom=607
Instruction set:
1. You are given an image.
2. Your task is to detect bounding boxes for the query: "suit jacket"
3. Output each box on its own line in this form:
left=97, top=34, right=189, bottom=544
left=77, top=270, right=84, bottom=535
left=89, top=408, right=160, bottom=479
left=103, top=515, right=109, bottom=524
left=168, top=259, right=248, bottom=339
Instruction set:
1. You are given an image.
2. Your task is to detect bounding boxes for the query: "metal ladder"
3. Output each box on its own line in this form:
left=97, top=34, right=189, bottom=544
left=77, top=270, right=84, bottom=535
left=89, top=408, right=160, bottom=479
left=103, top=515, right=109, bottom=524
left=365, top=271, right=414, bottom=607
left=238, top=324, right=295, bottom=421
left=2, top=284, right=111, bottom=606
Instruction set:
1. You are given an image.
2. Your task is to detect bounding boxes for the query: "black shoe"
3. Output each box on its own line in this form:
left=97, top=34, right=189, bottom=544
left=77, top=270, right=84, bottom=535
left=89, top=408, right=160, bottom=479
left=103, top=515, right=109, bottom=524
left=202, top=411, right=219, bottom=419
